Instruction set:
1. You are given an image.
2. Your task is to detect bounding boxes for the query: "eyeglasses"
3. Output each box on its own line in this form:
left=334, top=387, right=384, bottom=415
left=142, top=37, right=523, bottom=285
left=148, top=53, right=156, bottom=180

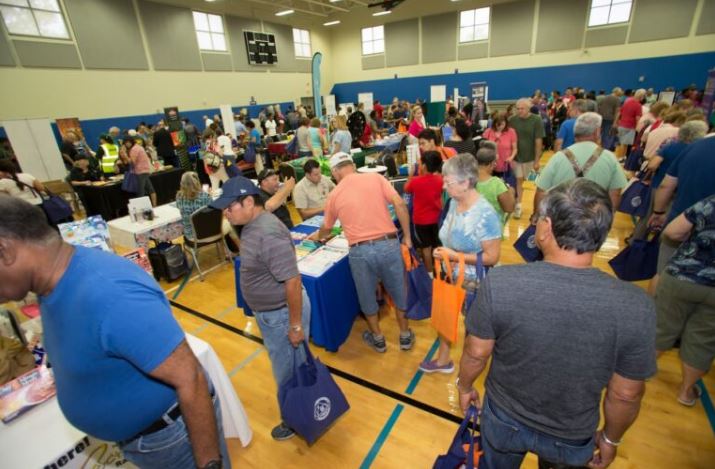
left=443, top=179, right=462, bottom=188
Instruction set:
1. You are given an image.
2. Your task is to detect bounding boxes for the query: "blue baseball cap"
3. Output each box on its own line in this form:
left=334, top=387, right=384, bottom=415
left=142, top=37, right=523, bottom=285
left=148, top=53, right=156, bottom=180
left=209, top=176, right=260, bottom=210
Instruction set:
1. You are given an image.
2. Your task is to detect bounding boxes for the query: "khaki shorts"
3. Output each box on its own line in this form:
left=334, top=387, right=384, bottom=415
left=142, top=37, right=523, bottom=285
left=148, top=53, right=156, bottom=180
left=512, top=161, right=534, bottom=179
left=655, top=271, right=715, bottom=371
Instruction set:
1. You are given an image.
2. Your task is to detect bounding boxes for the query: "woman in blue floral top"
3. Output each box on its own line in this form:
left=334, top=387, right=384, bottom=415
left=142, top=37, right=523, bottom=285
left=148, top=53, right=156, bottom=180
left=175, top=172, right=239, bottom=250
left=420, top=153, right=502, bottom=374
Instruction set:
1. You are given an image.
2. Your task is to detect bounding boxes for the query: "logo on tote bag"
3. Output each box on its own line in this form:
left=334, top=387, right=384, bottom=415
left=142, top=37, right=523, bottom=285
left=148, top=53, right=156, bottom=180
left=314, top=397, right=331, bottom=421
left=527, top=234, right=537, bottom=249
left=631, top=196, right=642, bottom=208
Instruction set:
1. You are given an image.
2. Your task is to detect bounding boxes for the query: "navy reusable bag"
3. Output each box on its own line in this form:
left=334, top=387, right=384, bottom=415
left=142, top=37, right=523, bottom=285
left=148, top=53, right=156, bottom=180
left=286, top=136, right=298, bottom=156
left=513, top=224, right=544, bottom=262
left=433, top=405, right=482, bottom=469
left=121, top=168, right=139, bottom=194
left=403, top=247, right=433, bottom=320
left=618, top=179, right=652, bottom=218
left=609, top=232, right=660, bottom=281
left=623, top=147, right=644, bottom=171
left=279, top=342, right=350, bottom=445
left=41, top=194, right=74, bottom=224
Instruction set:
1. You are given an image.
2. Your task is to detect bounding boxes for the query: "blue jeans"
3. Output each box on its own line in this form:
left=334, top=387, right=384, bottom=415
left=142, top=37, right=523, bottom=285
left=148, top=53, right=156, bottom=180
left=600, top=119, right=615, bottom=150
left=348, top=238, right=407, bottom=315
left=254, top=289, right=312, bottom=390
left=119, top=384, right=231, bottom=469
left=480, top=397, right=595, bottom=469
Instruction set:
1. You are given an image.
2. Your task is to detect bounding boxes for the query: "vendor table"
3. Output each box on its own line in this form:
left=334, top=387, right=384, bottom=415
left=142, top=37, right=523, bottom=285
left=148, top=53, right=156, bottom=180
left=234, top=218, right=361, bottom=352
left=371, top=132, right=406, bottom=153
left=0, top=334, right=252, bottom=469
left=107, top=203, right=184, bottom=250
left=81, top=168, right=183, bottom=221
left=267, top=139, right=291, bottom=157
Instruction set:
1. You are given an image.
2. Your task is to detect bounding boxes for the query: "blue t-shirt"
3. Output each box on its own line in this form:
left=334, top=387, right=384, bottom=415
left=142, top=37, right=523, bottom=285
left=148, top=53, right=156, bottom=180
left=557, top=118, right=576, bottom=149
left=438, top=196, right=502, bottom=279
left=652, top=140, right=687, bottom=189
left=665, top=194, right=715, bottom=286
left=40, top=247, right=185, bottom=442
left=665, top=136, right=715, bottom=222
left=249, top=128, right=261, bottom=145
left=331, top=130, right=352, bottom=154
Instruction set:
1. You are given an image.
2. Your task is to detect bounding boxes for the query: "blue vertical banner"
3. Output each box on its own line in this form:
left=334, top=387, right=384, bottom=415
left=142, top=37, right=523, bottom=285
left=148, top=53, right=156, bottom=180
left=312, top=52, right=323, bottom=120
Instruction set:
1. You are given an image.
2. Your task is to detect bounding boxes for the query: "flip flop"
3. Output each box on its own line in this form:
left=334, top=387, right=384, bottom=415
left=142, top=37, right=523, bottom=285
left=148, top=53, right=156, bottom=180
left=677, top=385, right=702, bottom=407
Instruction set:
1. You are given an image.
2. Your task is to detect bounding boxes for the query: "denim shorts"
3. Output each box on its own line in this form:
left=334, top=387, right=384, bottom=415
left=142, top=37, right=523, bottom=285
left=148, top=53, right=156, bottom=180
left=119, top=382, right=231, bottom=469
left=348, top=238, right=406, bottom=315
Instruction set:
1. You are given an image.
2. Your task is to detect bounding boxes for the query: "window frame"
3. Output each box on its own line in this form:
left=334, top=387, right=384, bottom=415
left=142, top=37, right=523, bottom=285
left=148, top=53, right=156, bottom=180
left=361, top=25, right=384, bottom=56
left=458, top=6, right=491, bottom=44
left=292, top=27, right=312, bottom=59
left=192, top=10, right=228, bottom=53
left=586, top=0, right=633, bottom=28
left=0, top=0, right=71, bottom=40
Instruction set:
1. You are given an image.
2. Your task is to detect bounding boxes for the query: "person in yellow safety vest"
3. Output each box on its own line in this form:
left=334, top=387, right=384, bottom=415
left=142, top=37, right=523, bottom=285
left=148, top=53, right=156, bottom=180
left=95, top=134, right=120, bottom=176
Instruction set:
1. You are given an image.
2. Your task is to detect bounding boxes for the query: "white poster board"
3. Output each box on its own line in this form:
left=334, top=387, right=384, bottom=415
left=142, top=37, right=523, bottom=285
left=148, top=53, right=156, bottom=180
left=430, top=85, right=447, bottom=102
left=219, top=104, right=236, bottom=139
left=325, top=95, right=337, bottom=116
left=657, top=91, right=676, bottom=106
left=358, top=93, right=374, bottom=113
left=1, top=118, right=66, bottom=181
left=406, top=143, right=419, bottom=166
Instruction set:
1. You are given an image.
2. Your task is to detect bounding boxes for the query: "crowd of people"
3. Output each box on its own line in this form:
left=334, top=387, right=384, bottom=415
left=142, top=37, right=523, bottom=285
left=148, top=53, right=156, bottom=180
left=1, top=81, right=713, bottom=469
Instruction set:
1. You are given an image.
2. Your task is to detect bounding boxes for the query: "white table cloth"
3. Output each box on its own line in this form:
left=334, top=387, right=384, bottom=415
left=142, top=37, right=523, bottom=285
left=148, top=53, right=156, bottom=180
left=0, top=334, right=252, bottom=468
left=108, top=204, right=183, bottom=249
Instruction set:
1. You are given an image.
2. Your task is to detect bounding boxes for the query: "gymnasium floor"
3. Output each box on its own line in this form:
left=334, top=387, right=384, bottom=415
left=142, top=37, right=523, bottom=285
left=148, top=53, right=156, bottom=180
left=161, top=169, right=715, bottom=468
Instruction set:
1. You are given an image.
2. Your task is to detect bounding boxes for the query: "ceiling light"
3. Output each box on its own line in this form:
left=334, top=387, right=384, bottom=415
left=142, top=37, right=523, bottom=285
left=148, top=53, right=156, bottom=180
left=275, top=9, right=294, bottom=16
left=373, top=10, right=391, bottom=17
left=329, top=0, right=342, bottom=3
left=323, top=20, right=341, bottom=26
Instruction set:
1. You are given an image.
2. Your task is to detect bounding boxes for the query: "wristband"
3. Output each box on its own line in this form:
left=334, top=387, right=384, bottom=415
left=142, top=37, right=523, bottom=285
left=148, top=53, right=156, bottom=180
left=652, top=210, right=666, bottom=215
left=601, top=431, right=622, bottom=447
left=290, top=324, right=302, bottom=332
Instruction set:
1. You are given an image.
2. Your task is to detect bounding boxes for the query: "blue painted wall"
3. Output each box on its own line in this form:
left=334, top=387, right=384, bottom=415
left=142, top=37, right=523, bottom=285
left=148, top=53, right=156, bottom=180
left=330, top=52, right=715, bottom=105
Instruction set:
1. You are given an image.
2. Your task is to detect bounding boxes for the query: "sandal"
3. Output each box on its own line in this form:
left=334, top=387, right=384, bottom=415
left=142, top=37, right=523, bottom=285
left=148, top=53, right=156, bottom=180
left=677, top=384, right=702, bottom=407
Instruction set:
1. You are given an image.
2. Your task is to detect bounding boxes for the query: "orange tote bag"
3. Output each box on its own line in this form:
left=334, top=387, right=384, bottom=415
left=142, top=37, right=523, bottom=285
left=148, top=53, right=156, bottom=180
left=430, top=254, right=466, bottom=344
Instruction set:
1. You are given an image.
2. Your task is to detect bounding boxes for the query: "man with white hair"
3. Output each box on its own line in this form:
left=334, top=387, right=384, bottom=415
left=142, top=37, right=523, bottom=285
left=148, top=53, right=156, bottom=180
left=508, top=98, right=544, bottom=219
left=533, top=112, right=627, bottom=217
left=613, top=88, right=646, bottom=158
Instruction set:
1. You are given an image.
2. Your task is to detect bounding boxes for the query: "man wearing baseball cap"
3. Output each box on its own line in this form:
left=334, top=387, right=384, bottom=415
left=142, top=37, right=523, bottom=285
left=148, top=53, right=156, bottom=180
left=211, top=177, right=311, bottom=441
left=314, top=152, right=414, bottom=353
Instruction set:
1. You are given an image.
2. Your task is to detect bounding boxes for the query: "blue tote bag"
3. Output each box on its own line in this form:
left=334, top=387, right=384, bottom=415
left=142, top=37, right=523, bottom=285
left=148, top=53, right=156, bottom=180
left=609, top=232, right=659, bottom=281
left=279, top=342, right=350, bottom=445
left=433, top=405, right=482, bottom=469
left=618, top=178, right=652, bottom=218
left=402, top=247, right=433, bottom=320
left=513, top=224, right=543, bottom=262
left=623, top=147, right=644, bottom=171
left=121, top=166, right=139, bottom=194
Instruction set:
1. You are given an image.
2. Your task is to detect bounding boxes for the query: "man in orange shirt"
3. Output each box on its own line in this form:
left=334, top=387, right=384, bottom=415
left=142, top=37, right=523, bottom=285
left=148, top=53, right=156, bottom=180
left=315, top=153, right=415, bottom=353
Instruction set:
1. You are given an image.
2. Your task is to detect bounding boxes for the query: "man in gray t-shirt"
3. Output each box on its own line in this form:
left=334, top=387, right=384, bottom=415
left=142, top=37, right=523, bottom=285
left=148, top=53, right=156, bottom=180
left=210, top=177, right=311, bottom=442
left=456, top=179, right=656, bottom=469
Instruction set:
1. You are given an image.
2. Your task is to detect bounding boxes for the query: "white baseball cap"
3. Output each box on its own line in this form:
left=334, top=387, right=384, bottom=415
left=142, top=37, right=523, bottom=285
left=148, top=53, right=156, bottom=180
left=329, top=152, right=354, bottom=169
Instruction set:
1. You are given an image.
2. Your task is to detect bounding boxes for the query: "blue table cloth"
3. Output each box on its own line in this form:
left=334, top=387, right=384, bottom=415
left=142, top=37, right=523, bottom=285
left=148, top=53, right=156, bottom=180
left=234, top=222, right=361, bottom=352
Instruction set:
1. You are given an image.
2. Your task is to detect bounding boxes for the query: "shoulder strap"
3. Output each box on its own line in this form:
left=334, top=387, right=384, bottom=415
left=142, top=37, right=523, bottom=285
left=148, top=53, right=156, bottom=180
left=562, top=149, right=583, bottom=177
left=581, top=146, right=603, bottom=175
left=563, top=147, right=603, bottom=178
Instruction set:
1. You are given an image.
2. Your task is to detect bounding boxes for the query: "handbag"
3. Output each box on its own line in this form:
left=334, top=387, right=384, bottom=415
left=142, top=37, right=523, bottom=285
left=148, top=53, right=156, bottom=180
left=278, top=342, right=350, bottom=445
left=618, top=174, right=652, bottom=218
left=609, top=231, right=660, bottom=281
left=401, top=245, right=433, bottom=320
left=202, top=151, right=223, bottom=169
left=243, top=143, right=257, bottom=163
left=623, top=147, right=644, bottom=171
left=433, top=405, right=482, bottom=469
left=121, top=166, right=139, bottom=194
left=286, top=136, right=298, bottom=155
left=513, top=224, right=543, bottom=262
left=431, top=253, right=466, bottom=344
left=15, top=180, right=73, bottom=224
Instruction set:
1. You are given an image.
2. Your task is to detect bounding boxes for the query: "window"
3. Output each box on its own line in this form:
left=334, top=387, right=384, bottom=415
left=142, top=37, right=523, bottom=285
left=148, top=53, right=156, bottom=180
left=459, top=7, right=490, bottom=43
left=293, top=28, right=311, bottom=58
left=192, top=11, right=226, bottom=52
left=588, top=0, right=632, bottom=27
left=0, top=0, right=69, bottom=39
left=361, top=25, right=384, bottom=55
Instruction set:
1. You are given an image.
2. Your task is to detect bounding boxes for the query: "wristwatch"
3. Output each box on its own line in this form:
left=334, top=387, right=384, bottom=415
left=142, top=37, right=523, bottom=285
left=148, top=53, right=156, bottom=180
left=201, top=459, right=222, bottom=469
left=290, top=324, right=302, bottom=332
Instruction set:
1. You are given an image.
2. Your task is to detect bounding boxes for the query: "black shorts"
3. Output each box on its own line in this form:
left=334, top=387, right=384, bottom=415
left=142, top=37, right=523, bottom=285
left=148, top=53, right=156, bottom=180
left=414, top=223, right=441, bottom=249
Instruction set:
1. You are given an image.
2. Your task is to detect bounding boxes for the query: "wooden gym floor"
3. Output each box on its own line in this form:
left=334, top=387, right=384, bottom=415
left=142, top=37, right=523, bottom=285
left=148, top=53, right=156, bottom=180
left=162, top=157, right=715, bottom=468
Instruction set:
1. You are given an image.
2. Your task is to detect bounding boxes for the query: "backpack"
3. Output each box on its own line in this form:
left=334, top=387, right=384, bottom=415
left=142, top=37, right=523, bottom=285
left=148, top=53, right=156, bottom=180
left=148, top=241, right=188, bottom=282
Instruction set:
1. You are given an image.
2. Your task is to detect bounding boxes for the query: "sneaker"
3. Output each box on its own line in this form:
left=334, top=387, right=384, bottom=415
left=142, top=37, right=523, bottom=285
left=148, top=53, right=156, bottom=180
left=419, top=359, right=455, bottom=374
left=514, top=204, right=522, bottom=219
left=399, top=329, right=415, bottom=351
left=271, top=422, right=295, bottom=441
left=362, top=330, right=387, bottom=353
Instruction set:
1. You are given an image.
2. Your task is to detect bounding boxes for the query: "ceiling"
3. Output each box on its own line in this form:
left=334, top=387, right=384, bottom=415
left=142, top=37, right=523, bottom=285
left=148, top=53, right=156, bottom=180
left=147, top=0, right=512, bottom=28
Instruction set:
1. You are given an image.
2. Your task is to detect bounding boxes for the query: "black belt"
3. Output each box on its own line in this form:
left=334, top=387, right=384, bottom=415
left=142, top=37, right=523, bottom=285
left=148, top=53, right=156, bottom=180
left=134, top=389, right=215, bottom=439
left=350, top=233, right=398, bottom=248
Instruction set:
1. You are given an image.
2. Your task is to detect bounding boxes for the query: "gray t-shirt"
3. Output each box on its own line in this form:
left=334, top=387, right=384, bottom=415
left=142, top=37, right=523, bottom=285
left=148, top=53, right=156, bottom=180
left=598, top=94, right=619, bottom=121
left=467, top=262, right=656, bottom=439
left=240, top=211, right=299, bottom=312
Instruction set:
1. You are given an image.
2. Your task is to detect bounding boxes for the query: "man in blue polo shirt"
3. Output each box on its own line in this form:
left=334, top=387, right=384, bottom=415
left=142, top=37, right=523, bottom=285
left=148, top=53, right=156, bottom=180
left=553, top=99, right=592, bottom=151
left=0, top=195, right=229, bottom=469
